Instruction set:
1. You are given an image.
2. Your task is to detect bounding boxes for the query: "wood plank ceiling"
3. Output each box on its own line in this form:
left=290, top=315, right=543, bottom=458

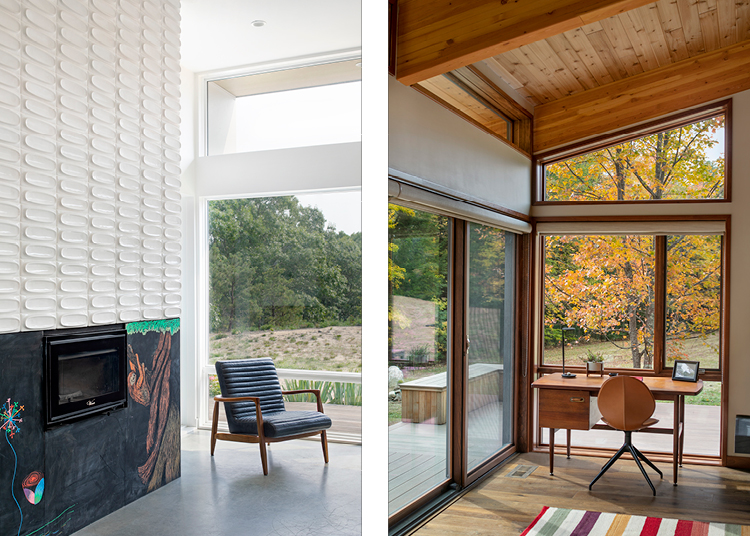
left=485, top=0, right=750, bottom=107
left=395, top=0, right=750, bottom=153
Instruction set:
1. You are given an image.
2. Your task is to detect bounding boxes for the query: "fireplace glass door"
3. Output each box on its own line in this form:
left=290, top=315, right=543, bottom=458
left=46, top=331, right=127, bottom=426
left=58, top=349, right=119, bottom=405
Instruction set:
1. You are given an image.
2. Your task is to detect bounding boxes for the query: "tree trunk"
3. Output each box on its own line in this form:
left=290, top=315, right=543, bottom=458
left=623, top=260, right=641, bottom=368
left=228, top=278, right=236, bottom=332
left=653, top=132, right=668, bottom=199
left=614, top=147, right=626, bottom=201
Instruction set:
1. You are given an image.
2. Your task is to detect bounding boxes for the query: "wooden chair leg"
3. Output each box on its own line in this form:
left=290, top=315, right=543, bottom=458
left=258, top=432, right=269, bottom=475
left=321, top=430, right=329, bottom=463
left=210, top=401, right=219, bottom=456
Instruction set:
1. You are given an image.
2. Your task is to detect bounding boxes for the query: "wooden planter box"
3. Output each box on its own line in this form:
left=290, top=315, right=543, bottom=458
left=400, top=363, right=503, bottom=425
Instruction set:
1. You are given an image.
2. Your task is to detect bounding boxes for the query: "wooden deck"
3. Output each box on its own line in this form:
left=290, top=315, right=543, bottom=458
left=414, top=452, right=750, bottom=535
left=389, top=401, right=509, bottom=515
left=541, top=402, right=720, bottom=456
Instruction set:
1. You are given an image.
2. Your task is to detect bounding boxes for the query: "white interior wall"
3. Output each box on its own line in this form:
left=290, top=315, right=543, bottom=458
left=532, top=88, right=750, bottom=458
left=388, top=75, right=532, bottom=216
left=206, top=82, right=237, bottom=156
left=194, top=142, right=361, bottom=198
left=180, top=66, right=198, bottom=426
left=0, top=0, right=182, bottom=332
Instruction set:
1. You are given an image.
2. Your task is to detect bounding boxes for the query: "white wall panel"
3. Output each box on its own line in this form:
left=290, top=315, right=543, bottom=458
left=0, top=0, right=181, bottom=332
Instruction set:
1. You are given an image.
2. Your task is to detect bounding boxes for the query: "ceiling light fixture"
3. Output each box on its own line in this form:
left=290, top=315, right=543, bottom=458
left=251, top=20, right=266, bottom=27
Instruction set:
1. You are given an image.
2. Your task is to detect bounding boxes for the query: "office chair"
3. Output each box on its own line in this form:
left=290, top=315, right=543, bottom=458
left=589, top=375, right=663, bottom=495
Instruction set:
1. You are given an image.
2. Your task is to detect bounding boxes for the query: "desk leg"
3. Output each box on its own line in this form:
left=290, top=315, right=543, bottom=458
left=672, top=398, right=679, bottom=485
left=566, top=429, right=571, bottom=459
left=679, top=395, right=685, bottom=467
left=550, top=428, right=555, bottom=475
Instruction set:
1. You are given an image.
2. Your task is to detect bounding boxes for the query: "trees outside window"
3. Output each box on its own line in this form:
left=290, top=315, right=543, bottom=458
left=544, top=114, right=725, bottom=202
left=543, top=233, right=722, bottom=372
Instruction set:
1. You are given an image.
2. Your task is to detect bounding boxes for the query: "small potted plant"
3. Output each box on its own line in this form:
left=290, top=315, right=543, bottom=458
left=582, top=350, right=605, bottom=377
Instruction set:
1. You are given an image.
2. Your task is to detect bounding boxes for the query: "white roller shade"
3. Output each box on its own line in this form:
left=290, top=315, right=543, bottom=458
left=388, top=179, right=532, bottom=234
left=536, top=220, right=726, bottom=235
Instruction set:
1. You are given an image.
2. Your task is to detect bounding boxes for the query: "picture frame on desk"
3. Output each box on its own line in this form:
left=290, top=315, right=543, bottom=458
left=672, top=360, right=700, bottom=382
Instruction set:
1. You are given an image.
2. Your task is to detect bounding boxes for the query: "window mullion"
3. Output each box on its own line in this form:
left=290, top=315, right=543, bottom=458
left=654, top=235, right=667, bottom=374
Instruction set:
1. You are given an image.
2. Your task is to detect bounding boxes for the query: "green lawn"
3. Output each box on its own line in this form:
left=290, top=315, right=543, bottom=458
left=544, top=332, right=719, bottom=370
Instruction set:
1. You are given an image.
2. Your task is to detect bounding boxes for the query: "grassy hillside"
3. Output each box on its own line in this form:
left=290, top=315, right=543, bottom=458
left=209, top=326, right=361, bottom=372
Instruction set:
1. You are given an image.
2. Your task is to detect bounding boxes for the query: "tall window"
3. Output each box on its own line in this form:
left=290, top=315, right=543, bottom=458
left=388, top=201, right=520, bottom=522
left=205, top=192, right=362, bottom=436
left=388, top=204, right=450, bottom=516
left=542, top=232, right=722, bottom=373
left=541, top=108, right=727, bottom=202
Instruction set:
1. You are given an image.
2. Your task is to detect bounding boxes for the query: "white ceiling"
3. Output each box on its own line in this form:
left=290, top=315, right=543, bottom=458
left=179, top=0, right=362, bottom=74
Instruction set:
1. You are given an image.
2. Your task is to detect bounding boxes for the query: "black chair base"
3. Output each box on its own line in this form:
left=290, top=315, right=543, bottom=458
left=589, top=430, right=663, bottom=495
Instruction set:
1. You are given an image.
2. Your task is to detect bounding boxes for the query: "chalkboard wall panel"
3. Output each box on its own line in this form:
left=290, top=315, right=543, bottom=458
left=0, top=321, right=180, bottom=536
left=0, top=332, right=45, bottom=535
left=44, top=411, right=128, bottom=534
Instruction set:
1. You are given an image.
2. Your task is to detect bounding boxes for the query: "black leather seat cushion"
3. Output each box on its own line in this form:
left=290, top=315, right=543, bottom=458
left=233, top=410, right=332, bottom=437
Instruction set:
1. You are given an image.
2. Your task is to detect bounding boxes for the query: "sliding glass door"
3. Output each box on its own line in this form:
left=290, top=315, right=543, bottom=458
left=388, top=204, right=451, bottom=515
left=466, top=224, right=515, bottom=471
left=388, top=205, right=521, bottom=522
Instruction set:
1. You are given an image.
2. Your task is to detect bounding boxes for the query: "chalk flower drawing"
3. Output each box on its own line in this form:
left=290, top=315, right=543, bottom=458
left=2, top=398, right=24, bottom=536
left=1, top=398, right=23, bottom=438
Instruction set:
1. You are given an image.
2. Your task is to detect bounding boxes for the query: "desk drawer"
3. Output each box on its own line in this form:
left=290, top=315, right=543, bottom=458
left=539, top=389, right=600, bottom=430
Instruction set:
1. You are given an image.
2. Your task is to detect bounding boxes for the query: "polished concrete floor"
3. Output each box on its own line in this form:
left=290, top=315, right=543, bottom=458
left=72, top=429, right=362, bottom=536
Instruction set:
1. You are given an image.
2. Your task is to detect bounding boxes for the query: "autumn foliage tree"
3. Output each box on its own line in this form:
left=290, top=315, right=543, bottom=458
left=544, top=116, right=724, bottom=368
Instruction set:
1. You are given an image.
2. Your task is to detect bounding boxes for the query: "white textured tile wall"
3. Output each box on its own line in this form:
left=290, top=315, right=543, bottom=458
left=0, top=0, right=181, bottom=332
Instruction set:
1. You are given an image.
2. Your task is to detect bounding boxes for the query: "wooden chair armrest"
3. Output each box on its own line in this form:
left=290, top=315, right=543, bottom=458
left=212, top=395, right=266, bottom=437
left=214, top=395, right=261, bottom=403
left=281, top=389, right=324, bottom=413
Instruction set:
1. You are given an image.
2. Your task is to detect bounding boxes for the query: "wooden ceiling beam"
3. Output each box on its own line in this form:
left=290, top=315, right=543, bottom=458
left=533, top=37, right=750, bottom=153
left=395, top=0, right=654, bottom=86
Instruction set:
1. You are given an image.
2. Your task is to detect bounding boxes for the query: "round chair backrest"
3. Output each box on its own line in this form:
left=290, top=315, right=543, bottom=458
left=597, top=376, right=656, bottom=431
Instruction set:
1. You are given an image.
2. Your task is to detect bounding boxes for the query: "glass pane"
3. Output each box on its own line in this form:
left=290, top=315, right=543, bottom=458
left=545, top=115, right=725, bottom=201
left=388, top=204, right=450, bottom=515
left=466, top=224, right=514, bottom=471
left=207, top=80, right=361, bottom=155
left=665, top=235, right=722, bottom=369
left=207, top=193, right=361, bottom=373
left=207, top=374, right=362, bottom=437
left=553, top=381, right=721, bottom=457
left=543, top=235, right=655, bottom=370
left=58, top=350, right=118, bottom=404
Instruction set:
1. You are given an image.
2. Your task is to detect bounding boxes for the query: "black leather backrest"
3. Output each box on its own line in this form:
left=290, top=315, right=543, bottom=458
left=214, top=358, right=286, bottom=426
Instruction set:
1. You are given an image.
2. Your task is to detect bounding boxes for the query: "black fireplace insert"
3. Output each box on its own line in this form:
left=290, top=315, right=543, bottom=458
left=44, top=327, right=128, bottom=427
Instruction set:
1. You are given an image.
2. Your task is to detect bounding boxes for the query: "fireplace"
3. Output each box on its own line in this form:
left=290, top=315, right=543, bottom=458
left=44, top=327, right=128, bottom=427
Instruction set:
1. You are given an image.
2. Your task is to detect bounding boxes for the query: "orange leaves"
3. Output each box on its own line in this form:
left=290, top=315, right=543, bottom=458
left=545, top=115, right=725, bottom=202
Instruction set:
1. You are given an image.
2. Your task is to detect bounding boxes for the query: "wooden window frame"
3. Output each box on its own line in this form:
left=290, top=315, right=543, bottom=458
left=532, top=100, right=732, bottom=206
left=412, top=66, right=533, bottom=157
left=530, top=215, right=731, bottom=465
left=388, top=210, right=530, bottom=528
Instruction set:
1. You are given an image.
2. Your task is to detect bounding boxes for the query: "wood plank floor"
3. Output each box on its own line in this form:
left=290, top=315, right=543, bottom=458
left=414, top=452, right=750, bottom=535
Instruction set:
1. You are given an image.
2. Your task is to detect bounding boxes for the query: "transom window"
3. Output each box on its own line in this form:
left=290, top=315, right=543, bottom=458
left=540, top=105, right=728, bottom=203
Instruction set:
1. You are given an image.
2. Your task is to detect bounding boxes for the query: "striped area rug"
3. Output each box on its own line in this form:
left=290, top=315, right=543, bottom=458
left=521, top=507, right=750, bottom=535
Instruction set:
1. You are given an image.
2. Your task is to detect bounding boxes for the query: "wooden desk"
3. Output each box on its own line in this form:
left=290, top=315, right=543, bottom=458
left=532, top=373, right=703, bottom=484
